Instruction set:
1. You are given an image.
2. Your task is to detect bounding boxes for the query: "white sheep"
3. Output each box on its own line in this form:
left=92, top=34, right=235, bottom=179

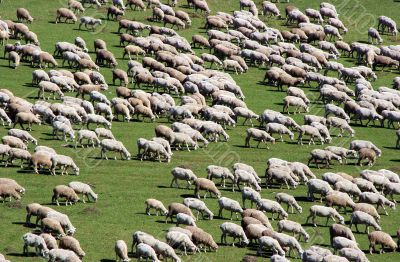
left=48, top=249, right=81, bottom=262
left=272, top=232, right=304, bottom=258
left=8, top=129, right=37, bottom=145
left=170, top=167, right=197, bottom=188
left=338, top=248, right=369, bottom=262
left=241, top=187, right=261, bottom=209
left=275, top=192, right=302, bottom=214
left=176, top=213, right=196, bottom=227
left=183, top=197, right=213, bottom=220
left=220, top=222, right=249, bottom=247
left=332, top=236, right=359, bottom=252
left=22, top=233, right=49, bottom=257
left=257, top=198, right=288, bottom=220
left=115, top=240, right=130, bottom=262
left=218, top=197, right=243, bottom=220
left=68, top=181, right=97, bottom=203
left=257, top=236, right=285, bottom=257
left=165, top=231, right=199, bottom=255
left=100, top=139, right=130, bottom=160
left=50, top=154, right=79, bottom=176
left=306, top=205, right=344, bottom=227
left=359, top=192, right=395, bottom=215
left=265, top=123, right=294, bottom=142
left=145, top=198, right=168, bottom=216
left=277, top=219, right=309, bottom=242
left=206, top=165, right=234, bottom=189
left=76, top=129, right=100, bottom=148
left=234, top=169, right=261, bottom=192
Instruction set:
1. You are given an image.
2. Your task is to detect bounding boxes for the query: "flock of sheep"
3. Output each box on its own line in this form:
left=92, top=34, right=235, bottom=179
left=0, top=0, right=400, bottom=261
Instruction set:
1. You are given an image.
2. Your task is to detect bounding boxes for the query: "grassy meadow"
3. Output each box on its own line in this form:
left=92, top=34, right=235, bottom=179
left=0, top=0, right=400, bottom=261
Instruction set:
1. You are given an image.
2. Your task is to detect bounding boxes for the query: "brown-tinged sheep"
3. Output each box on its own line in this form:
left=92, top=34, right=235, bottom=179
left=26, top=203, right=42, bottom=225
left=112, top=69, right=129, bottom=87
left=194, top=178, right=221, bottom=199
left=116, top=86, right=132, bottom=98
left=242, top=209, right=272, bottom=229
left=0, top=184, right=21, bottom=202
left=52, top=185, right=80, bottom=206
left=165, top=202, right=195, bottom=223
left=59, top=236, right=86, bottom=258
left=17, top=8, right=34, bottom=23
left=41, top=217, right=66, bottom=237
left=329, top=223, right=356, bottom=246
left=13, top=112, right=41, bottom=130
left=94, top=39, right=107, bottom=52
left=357, top=148, right=377, bottom=166
left=56, top=8, right=77, bottom=24
left=40, top=233, right=58, bottom=250
left=368, top=231, right=397, bottom=254
left=185, top=226, right=218, bottom=251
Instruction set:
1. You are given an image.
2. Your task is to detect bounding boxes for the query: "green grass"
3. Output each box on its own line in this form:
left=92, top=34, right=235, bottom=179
left=0, top=0, right=400, bottom=261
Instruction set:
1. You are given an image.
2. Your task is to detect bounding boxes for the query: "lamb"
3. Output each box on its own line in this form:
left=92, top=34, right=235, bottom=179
left=275, top=192, right=302, bottom=214
left=283, top=96, right=309, bottom=115
left=338, top=248, right=369, bottom=262
left=307, top=179, right=333, bottom=202
left=206, top=165, right=234, bottom=188
left=166, top=231, right=199, bottom=255
left=220, top=222, right=249, bottom=247
left=306, top=205, right=345, bottom=227
left=368, top=231, right=397, bottom=254
left=329, top=224, right=356, bottom=245
left=59, top=236, right=85, bottom=258
left=272, top=232, right=304, bottom=258
left=68, top=182, right=97, bottom=203
left=22, top=233, right=49, bottom=257
left=218, top=197, right=243, bottom=220
left=194, top=178, right=221, bottom=199
left=115, top=240, right=130, bottom=262
left=50, top=154, right=79, bottom=176
left=170, top=167, right=197, bottom=188
left=183, top=198, right=213, bottom=220
left=245, top=128, right=275, bottom=149
left=277, top=220, right=309, bottom=242
left=52, top=185, right=80, bottom=206
left=349, top=140, right=382, bottom=157
left=175, top=212, right=196, bottom=228
left=350, top=211, right=381, bottom=233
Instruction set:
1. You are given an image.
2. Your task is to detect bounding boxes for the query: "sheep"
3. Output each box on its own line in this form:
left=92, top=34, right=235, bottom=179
left=52, top=121, right=75, bottom=142
left=354, top=203, right=380, bottom=223
left=200, top=121, right=229, bottom=142
left=266, top=166, right=298, bottom=190
left=76, top=130, right=100, bottom=148
left=218, top=197, right=243, bottom=220
left=68, top=181, right=97, bottom=203
left=330, top=224, right=356, bottom=246
left=220, top=222, right=249, bottom=247
left=257, top=198, right=288, bottom=220
left=357, top=148, right=377, bottom=166
left=153, top=240, right=180, bottom=262
left=272, top=232, right=304, bottom=258
left=278, top=220, right=309, bottom=242
left=194, top=178, right=221, bottom=199
left=115, top=240, right=130, bottom=262
left=59, top=236, right=85, bottom=258
left=337, top=248, right=368, bottom=262
left=22, top=233, right=49, bottom=257
left=41, top=218, right=66, bottom=237
left=368, top=230, right=397, bottom=254
left=79, top=16, right=102, bottom=31
left=325, top=104, right=350, bottom=122
left=326, top=116, right=355, bottom=137
left=141, top=140, right=171, bottom=163
left=307, top=179, right=333, bottom=202
left=144, top=198, right=167, bottom=216
left=40, top=233, right=58, bottom=250
left=2, top=135, right=27, bottom=149
left=13, top=112, right=41, bottom=130
left=176, top=212, right=197, bottom=228
left=86, top=114, right=112, bottom=129
left=245, top=128, right=275, bottom=149
left=350, top=140, right=382, bottom=157
left=131, top=231, right=157, bottom=253
left=206, top=165, right=234, bottom=188
left=378, top=16, right=397, bottom=36
left=326, top=191, right=356, bottom=213
left=308, top=149, right=342, bottom=168
left=233, top=107, right=258, bottom=127
left=52, top=185, right=79, bottom=206
left=56, top=8, right=77, bottom=24
left=100, top=139, right=130, bottom=160
left=298, top=125, right=325, bottom=146
left=325, top=146, right=357, bottom=164
left=334, top=180, right=361, bottom=199
left=350, top=211, right=381, bottom=233
left=332, top=237, right=359, bottom=253
left=359, top=191, right=395, bottom=215
left=234, top=169, right=261, bottom=192
left=166, top=231, right=199, bottom=255
left=134, top=105, right=155, bottom=122
left=170, top=167, right=197, bottom=189
left=38, top=81, right=64, bottom=100
left=50, top=154, right=79, bottom=176
left=283, top=96, right=309, bottom=115
left=306, top=205, right=344, bottom=227
left=5, top=148, right=31, bottom=168
left=183, top=198, right=213, bottom=220
left=257, top=236, right=285, bottom=257
left=275, top=192, right=302, bottom=214
left=241, top=187, right=261, bottom=209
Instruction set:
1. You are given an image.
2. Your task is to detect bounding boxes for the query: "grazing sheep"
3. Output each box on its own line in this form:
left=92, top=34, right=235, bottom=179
left=307, top=179, right=333, bottom=202
left=48, top=248, right=81, bottom=262
left=40, top=233, right=58, bottom=250
left=183, top=198, right=213, bottom=220
left=245, top=128, right=275, bottom=149
left=242, top=187, right=261, bottom=209
left=218, top=197, right=243, bottom=220
left=176, top=213, right=196, bottom=227
left=265, top=123, right=294, bottom=142
left=359, top=192, right=395, bottom=215
left=95, top=127, right=115, bottom=140
left=50, top=154, right=79, bottom=176
left=22, top=232, right=49, bottom=257
left=13, top=112, right=41, bottom=130
left=278, top=219, right=309, bottom=242
left=166, top=231, right=199, bottom=255
left=332, top=236, right=359, bottom=253
left=153, top=240, right=180, bottom=262
left=170, top=167, right=197, bottom=188
left=330, top=223, right=356, bottom=246
left=5, top=148, right=31, bottom=168
left=308, top=149, right=342, bottom=168
left=298, top=125, right=325, bottom=146
left=68, top=182, right=97, bottom=203
left=131, top=231, right=157, bottom=253
left=272, top=232, right=304, bottom=258
left=350, top=211, right=381, bottom=233
left=257, top=236, right=285, bottom=257
left=306, top=205, right=344, bottom=227
left=59, top=236, right=85, bottom=258
left=220, top=222, right=249, bottom=247
left=145, top=198, right=167, bottom=216
left=194, top=178, right=221, bottom=199
left=337, top=248, right=368, bottom=262
left=234, top=169, right=261, bottom=192
left=41, top=218, right=66, bottom=237
left=56, top=8, right=78, bottom=24
left=100, top=139, right=130, bottom=160
left=368, top=230, right=397, bottom=254
left=115, top=240, right=130, bottom=262
left=275, top=192, right=302, bottom=214
left=52, top=185, right=79, bottom=206
left=257, top=198, right=288, bottom=220
left=206, top=165, right=234, bottom=188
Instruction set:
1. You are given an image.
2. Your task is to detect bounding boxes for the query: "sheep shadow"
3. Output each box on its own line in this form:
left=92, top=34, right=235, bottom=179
left=6, top=253, right=25, bottom=257
left=100, top=259, right=115, bottom=262
left=295, top=196, right=312, bottom=202
left=383, top=146, right=399, bottom=150
left=179, top=193, right=194, bottom=198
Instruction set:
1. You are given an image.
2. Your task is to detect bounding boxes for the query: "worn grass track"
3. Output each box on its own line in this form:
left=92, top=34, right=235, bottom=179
left=0, top=0, right=399, bottom=261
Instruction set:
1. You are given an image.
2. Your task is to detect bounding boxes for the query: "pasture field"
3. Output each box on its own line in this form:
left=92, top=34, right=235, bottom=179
left=0, top=0, right=399, bottom=261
